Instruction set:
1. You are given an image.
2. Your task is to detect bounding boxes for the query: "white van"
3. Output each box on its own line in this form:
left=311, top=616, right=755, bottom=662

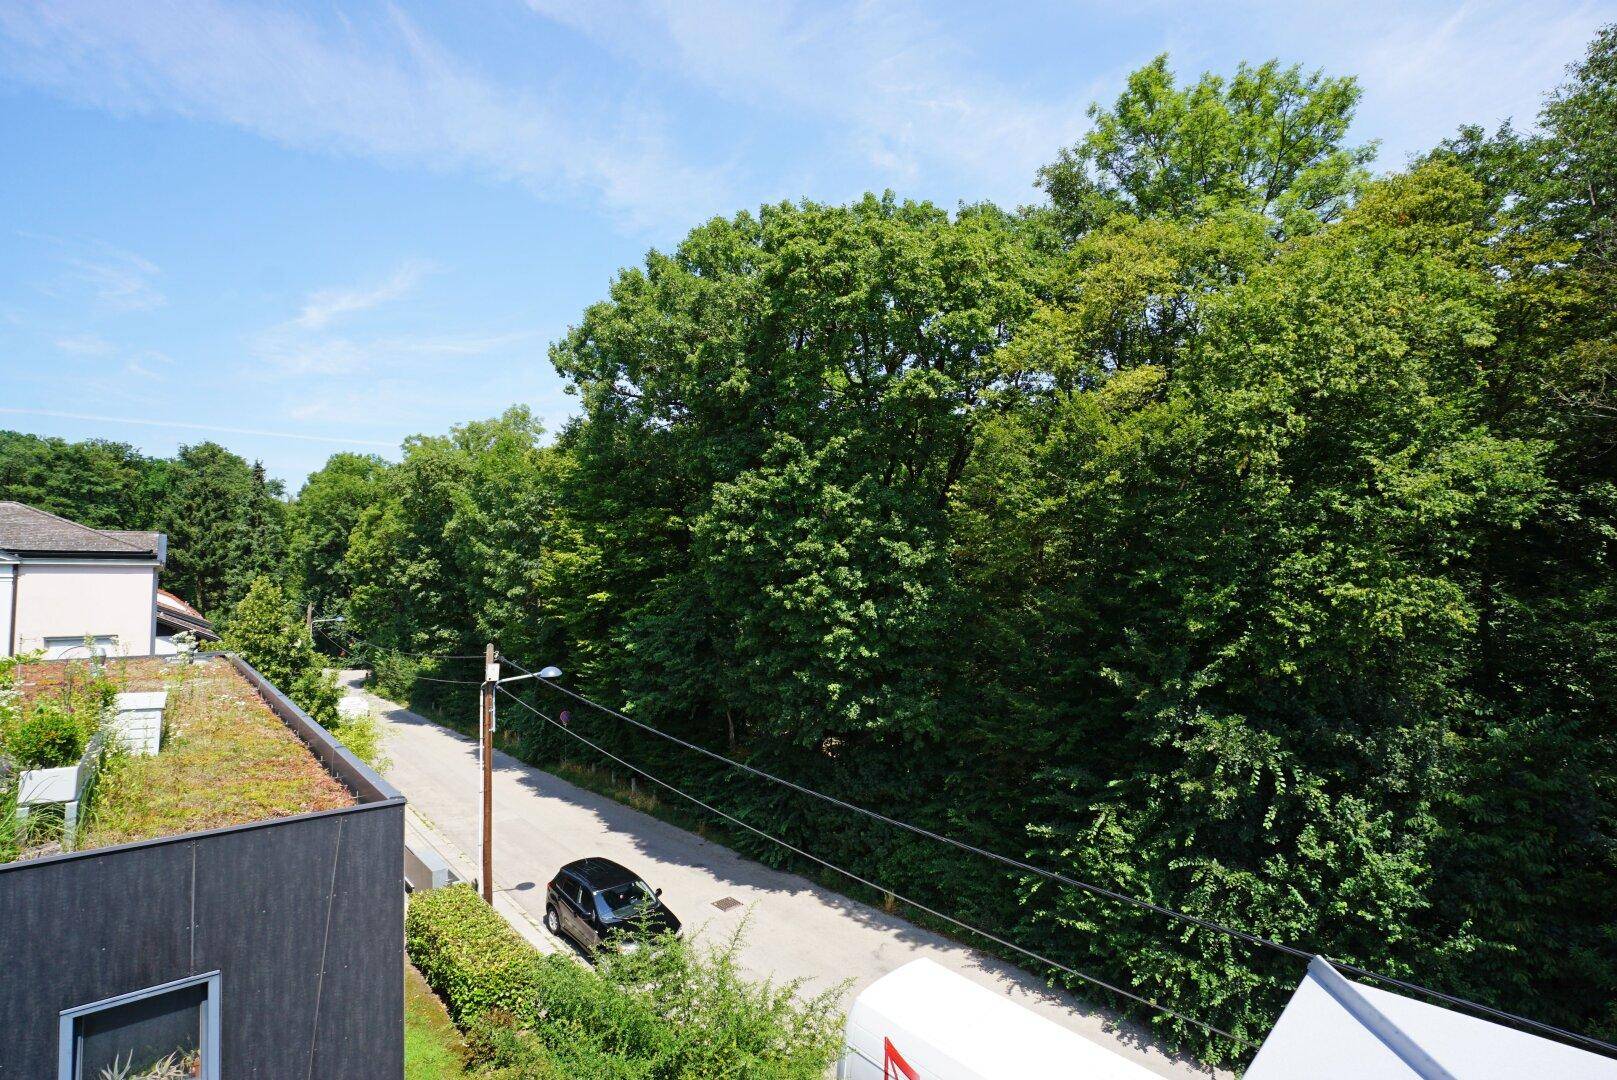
left=839, top=959, right=1163, bottom=1080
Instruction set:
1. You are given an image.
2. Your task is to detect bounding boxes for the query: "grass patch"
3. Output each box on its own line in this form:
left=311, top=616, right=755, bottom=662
left=406, top=959, right=470, bottom=1079
left=78, top=658, right=353, bottom=850
left=548, top=758, right=667, bottom=817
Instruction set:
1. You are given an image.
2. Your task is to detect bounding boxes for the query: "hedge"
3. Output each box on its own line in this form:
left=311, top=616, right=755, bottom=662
left=405, top=883, right=556, bottom=1024
left=404, top=884, right=846, bottom=1079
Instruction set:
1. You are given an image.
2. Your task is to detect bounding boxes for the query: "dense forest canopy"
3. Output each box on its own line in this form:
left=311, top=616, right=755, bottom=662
left=5, top=30, right=1614, bottom=1065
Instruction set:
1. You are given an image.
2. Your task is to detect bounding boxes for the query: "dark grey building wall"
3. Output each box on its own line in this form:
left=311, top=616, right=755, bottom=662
left=0, top=654, right=405, bottom=1079
left=0, top=802, right=403, bottom=1078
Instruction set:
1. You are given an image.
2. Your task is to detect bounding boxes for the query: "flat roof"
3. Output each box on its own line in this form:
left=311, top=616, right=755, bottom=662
left=3, top=654, right=397, bottom=865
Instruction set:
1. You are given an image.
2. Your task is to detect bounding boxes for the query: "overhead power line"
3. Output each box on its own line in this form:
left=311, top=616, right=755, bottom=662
left=329, top=627, right=485, bottom=661
left=494, top=686, right=1254, bottom=1051
left=503, top=658, right=1617, bottom=1060
left=314, top=625, right=484, bottom=685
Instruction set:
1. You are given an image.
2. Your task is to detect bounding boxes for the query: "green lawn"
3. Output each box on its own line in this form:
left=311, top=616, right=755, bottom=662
left=406, top=960, right=470, bottom=1079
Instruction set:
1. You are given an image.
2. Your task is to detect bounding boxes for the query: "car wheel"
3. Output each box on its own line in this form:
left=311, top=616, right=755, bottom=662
left=544, top=906, right=560, bottom=934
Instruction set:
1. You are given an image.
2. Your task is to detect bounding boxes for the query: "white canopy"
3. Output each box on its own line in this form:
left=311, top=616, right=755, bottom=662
left=1247, top=956, right=1617, bottom=1080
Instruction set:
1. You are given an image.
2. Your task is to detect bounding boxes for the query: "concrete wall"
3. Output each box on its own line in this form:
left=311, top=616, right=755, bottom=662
left=10, top=561, right=158, bottom=656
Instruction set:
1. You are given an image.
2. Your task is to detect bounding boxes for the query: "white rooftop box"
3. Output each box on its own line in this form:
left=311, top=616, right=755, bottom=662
left=112, top=690, right=167, bottom=756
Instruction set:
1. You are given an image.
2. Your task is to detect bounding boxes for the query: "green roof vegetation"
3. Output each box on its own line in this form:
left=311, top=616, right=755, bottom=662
left=76, top=657, right=353, bottom=851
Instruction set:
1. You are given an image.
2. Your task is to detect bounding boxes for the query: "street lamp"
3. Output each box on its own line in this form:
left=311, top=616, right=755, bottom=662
left=479, top=658, right=563, bottom=902
left=493, top=664, right=563, bottom=686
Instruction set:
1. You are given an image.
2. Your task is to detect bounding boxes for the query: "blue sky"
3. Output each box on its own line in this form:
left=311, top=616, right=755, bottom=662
left=1, top=0, right=1611, bottom=489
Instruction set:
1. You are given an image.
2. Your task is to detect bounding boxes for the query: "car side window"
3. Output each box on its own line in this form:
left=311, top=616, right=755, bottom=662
left=565, top=877, right=587, bottom=909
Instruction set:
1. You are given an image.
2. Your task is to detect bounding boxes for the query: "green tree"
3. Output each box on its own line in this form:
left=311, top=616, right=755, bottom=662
left=342, top=408, right=561, bottom=695
left=0, top=431, right=174, bottom=528
left=162, top=443, right=253, bottom=616
left=548, top=195, right=1037, bottom=749
left=288, top=453, right=388, bottom=621
left=162, top=443, right=289, bottom=618
left=227, top=460, right=288, bottom=606
left=222, top=576, right=341, bottom=726
left=1037, top=55, right=1373, bottom=237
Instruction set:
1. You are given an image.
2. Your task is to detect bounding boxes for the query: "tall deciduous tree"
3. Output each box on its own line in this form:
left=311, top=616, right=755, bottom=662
left=548, top=194, right=1038, bottom=749
left=0, top=431, right=174, bottom=528
left=287, top=453, right=389, bottom=621
left=1037, top=55, right=1373, bottom=237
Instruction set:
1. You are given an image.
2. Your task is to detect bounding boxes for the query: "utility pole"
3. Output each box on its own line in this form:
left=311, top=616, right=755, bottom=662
left=480, top=642, right=497, bottom=904
left=476, top=649, right=561, bottom=906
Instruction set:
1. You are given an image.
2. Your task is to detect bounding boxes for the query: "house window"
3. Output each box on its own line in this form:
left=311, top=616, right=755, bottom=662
left=58, top=972, right=220, bottom=1080
left=42, top=635, right=118, bottom=660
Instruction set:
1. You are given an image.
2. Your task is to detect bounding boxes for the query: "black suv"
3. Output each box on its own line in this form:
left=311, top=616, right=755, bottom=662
left=545, top=857, right=681, bottom=953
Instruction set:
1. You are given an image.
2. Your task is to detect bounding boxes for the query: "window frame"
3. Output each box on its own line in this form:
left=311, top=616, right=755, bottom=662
left=42, top=634, right=119, bottom=660
left=57, top=970, right=222, bottom=1080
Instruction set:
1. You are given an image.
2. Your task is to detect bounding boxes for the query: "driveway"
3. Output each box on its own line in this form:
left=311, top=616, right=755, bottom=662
left=340, top=671, right=1218, bottom=1078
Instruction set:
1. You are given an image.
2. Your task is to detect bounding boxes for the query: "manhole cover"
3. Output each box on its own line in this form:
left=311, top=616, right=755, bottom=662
left=712, top=896, right=742, bottom=912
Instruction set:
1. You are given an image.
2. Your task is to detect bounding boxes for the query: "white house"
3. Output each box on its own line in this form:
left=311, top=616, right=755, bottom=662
left=0, top=501, right=213, bottom=658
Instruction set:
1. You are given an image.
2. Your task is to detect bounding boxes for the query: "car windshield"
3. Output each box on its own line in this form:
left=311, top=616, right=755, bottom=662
left=594, top=879, right=657, bottom=920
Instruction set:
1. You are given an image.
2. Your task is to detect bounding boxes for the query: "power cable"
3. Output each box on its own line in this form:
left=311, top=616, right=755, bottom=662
left=496, top=686, right=1255, bottom=1051
left=314, top=626, right=483, bottom=686
left=504, top=659, right=1617, bottom=1059
left=315, top=621, right=484, bottom=661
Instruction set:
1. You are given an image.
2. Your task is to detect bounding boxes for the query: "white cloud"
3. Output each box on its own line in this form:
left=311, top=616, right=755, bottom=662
left=253, top=328, right=537, bottom=377
left=46, top=241, right=165, bottom=312
left=123, top=351, right=175, bottom=381
left=0, top=0, right=729, bottom=231
left=523, top=0, right=1100, bottom=206
left=294, top=258, right=434, bottom=330
left=1345, top=0, right=1607, bottom=162
left=1129, top=0, right=1610, bottom=169
left=53, top=332, right=113, bottom=356
left=253, top=263, right=542, bottom=378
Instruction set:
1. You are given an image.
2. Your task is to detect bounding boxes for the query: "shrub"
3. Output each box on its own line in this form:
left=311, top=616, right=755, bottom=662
left=406, top=884, right=552, bottom=1024
left=369, top=651, right=419, bottom=702
left=0, top=652, right=32, bottom=742
left=292, top=666, right=344, bottom=728
left=405, top=884, right=846, bottom=1079
left=328, top=709, right=389, bottom=770
left=224, top=576, right=343, bottom=726
left=58, top=662, right=118, bottom=744
left=0, top=779, right=22, bottom=863
left=7, top=700, right=86, bottom=768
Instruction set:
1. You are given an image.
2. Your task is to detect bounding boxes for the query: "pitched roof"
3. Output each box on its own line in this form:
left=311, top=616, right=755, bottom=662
left=0, top=501, right=163, bottom=558
left=156, top=588, right=205, bottom=620
left=156, top=588, right=219, bottom=639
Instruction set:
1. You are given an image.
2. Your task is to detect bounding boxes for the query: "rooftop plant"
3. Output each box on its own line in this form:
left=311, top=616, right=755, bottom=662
left=0, top=656, right=114, bottom=769
left=5, top=699, right=84, bottom=769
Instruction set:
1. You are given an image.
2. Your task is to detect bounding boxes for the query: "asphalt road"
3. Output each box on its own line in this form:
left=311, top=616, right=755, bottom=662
left=341, top=671, right=1218, bottom=1078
